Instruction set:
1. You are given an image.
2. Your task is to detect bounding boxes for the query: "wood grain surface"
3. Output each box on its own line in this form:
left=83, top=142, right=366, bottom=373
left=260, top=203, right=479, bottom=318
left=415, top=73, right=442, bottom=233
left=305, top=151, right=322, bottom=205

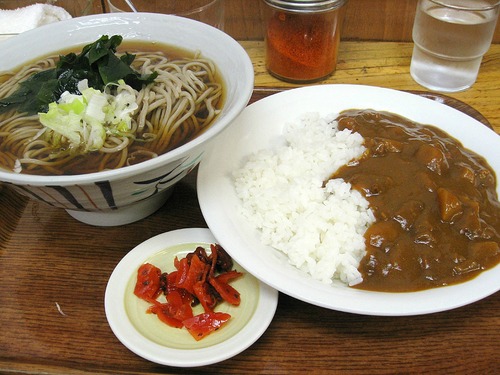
left=0, top=89, right=498, bottom=375
left=245, top=41, right=500, bottom=134
left=1, top=2, right=499, bottom=373
left=98, top=0, right=500, bottom=42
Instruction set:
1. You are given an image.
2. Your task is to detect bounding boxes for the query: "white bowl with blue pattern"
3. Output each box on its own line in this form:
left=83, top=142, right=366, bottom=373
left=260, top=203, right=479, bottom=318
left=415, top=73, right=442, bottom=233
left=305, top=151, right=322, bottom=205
left=0, top=13, right=254, bottom=226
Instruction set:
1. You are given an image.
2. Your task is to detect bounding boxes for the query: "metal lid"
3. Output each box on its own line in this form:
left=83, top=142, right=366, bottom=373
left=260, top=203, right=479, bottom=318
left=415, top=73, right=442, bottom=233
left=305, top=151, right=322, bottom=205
left=263, top=0, right=348, bottom=12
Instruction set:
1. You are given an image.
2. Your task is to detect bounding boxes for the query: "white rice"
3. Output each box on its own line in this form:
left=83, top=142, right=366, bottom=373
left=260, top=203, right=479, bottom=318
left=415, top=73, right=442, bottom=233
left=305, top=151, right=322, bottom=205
left=233, top=112, right=375, bottom=286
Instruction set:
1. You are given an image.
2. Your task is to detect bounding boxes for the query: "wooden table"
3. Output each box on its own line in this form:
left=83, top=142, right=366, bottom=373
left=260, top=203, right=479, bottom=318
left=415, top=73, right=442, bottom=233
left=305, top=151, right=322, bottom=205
left=246, top=40, right=500, bottom=134
left=1, top=38, right=499, bottom=374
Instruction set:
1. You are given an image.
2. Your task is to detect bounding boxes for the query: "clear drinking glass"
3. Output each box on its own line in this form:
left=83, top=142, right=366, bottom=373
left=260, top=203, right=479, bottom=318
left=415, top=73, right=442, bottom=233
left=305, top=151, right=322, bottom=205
left=410, top=0, right=500, bottom=92
left=106, top=0, right=225, bottom=30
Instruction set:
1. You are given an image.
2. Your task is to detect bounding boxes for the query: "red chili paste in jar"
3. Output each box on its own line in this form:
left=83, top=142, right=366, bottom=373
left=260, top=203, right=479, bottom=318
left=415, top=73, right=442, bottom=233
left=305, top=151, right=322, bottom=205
left=264, top=0, right=347, bottom=83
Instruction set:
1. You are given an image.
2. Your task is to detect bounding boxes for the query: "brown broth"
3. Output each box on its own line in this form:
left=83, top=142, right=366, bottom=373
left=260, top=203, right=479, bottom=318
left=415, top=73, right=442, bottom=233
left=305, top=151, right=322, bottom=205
left=333, top=109, right=500, bottom=292
left=0, top=40, right=224, bottom=176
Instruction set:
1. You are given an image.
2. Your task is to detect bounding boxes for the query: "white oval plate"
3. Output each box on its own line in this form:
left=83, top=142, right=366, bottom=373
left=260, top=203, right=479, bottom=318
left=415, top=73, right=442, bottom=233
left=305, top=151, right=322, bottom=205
left=105, top=228, right=278, bottom=367
left=197, top=84, right=500, bottom=316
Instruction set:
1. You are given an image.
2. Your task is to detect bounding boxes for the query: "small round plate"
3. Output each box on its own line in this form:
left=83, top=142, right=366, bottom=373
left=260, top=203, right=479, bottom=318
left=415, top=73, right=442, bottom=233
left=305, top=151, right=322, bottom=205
left=105, top=228, right=278, bottom=367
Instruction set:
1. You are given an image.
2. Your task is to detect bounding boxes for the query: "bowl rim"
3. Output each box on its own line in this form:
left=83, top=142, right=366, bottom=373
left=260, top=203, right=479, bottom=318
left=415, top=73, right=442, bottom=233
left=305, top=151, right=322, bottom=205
left=0, top=13, right=254, bottom=185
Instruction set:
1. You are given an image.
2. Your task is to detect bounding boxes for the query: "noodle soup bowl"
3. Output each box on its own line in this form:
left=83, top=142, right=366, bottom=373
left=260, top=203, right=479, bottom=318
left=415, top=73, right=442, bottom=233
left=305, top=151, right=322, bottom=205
left=0, top=13, right=254, bottom=226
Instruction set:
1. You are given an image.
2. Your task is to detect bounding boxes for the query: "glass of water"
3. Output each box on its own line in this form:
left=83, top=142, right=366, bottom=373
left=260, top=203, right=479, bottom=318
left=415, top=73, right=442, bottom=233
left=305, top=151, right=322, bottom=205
left=410, top=0, right=499, bottom=92
left=106, top=0, right=225, bottom=30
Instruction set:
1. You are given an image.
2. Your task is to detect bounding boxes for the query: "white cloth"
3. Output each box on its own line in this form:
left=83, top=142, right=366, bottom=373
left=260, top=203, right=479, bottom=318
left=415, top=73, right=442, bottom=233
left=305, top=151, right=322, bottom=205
left=0, top=3, right=72, bottom=34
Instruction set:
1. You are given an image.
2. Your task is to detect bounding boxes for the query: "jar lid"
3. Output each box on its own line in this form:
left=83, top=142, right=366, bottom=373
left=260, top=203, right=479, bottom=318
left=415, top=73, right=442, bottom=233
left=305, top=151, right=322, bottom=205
left=263, top=0, right=348, bottom=12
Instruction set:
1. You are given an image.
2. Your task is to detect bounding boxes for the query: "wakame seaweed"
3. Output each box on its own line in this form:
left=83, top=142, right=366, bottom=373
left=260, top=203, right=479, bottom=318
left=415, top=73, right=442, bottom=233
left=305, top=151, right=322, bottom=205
left=0, top=35, right=158, bottom=115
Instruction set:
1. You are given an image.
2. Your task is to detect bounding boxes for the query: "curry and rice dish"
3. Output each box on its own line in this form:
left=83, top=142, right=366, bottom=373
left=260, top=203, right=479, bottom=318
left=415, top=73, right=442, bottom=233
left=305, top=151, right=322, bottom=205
left=0, top=35, right=223, bottom=175
left=335, top=110, right=500, bottom=292
left=234, top=109, right=500, bottom=293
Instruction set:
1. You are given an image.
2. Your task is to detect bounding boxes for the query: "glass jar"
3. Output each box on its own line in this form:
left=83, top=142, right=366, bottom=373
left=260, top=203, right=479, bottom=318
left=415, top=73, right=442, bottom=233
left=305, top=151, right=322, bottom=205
left=262, top=0, right=348, bottom=83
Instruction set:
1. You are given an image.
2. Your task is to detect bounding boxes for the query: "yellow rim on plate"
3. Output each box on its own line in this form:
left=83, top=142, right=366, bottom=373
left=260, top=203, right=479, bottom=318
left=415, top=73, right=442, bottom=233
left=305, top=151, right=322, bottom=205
left=105, top=228, right=278, bottom=367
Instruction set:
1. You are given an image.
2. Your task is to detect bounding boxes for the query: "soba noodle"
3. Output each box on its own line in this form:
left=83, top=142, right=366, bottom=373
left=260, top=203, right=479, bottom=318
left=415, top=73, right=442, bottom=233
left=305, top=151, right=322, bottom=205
left=0, top=48, right=223, bottom=175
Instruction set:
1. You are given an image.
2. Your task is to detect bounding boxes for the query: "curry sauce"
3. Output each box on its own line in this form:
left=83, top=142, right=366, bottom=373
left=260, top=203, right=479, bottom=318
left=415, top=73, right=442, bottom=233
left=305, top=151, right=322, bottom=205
left=333, top=109, right=500, bottom=292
